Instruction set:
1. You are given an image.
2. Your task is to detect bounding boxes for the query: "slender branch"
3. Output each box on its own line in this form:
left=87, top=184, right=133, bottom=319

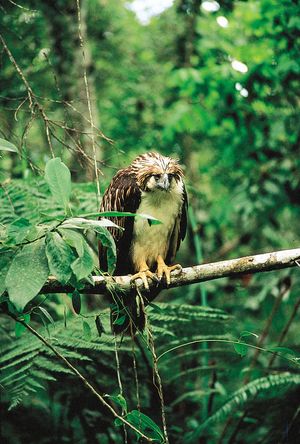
left=41, top=247, right=300, bottom=296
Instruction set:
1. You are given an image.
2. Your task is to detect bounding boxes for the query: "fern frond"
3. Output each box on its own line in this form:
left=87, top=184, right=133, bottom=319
left=190, top=372, right=300, bottom=437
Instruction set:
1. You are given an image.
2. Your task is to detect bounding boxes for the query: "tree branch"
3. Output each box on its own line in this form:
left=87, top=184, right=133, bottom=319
left=41, top=247, right=300, bottom=295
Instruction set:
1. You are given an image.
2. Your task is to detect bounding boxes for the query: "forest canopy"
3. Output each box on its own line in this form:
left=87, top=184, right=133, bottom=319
left=0, top=1, right=300, bottom=443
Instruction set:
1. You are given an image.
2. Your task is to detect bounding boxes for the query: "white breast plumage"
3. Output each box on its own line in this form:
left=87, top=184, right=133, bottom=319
left=131, top=181, right=184, bottom=270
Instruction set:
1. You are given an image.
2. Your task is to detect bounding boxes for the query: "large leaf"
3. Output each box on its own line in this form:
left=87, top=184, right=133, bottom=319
left=6, top=218, right=33, bottom=245
left=0, top=250, right=15, bottom=296
left=0, top=138, right=19, bottom=153
left=59, top=228, right=95, bottom=281
left=44, top=158, right=71, bottom=213
left=45, top=231, right=75, bottom=284
left=115, top=410, right=164, bottom=442
left=5, top=239, right=49, bottom=311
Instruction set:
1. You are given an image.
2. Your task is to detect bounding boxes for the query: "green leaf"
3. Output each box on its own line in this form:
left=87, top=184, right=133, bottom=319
left=239, top=331, right=259, bottom=340
left=58, top=228, right=85, bottom=256
left=233, top=342, right=248, bottom=357
left=113, top=314, right=126, bottom=326
left=44, top=158, right=71, bottom=213
left=107, top=394, right=127, bottom=413
left=0, top=138, right=19, bottom=153
left=59, top=228, right=95, bottom=281
left=5, top=239, right=49, bottom=311
left=72, top=289, right=81, bottom=314
left=82, top=320, right=91, bottom=340
left=71, top=242, right=95, bottom=281
left=0, top=250, right=15, bottom=296
left=95, top=315, right=105, bottom=337
left=96, top=227, right=116, bottom=274
left=117, top=410, right=164, bottom=442
left=45, top=232, right=75, bottom=284
left=38, top=306, right=55, bottom=326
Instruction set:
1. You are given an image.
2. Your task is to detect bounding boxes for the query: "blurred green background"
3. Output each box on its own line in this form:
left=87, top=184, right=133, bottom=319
left=1, top=1, right=300, bottom=443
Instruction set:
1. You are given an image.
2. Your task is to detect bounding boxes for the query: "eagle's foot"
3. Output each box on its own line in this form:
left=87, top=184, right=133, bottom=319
left=156, top=256, right=182, bottom=286
left=130, top=269, right=157, bottom=291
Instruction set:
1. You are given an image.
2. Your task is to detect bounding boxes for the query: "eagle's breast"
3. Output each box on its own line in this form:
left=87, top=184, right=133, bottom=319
left=131, top=180, right=184, bottom=271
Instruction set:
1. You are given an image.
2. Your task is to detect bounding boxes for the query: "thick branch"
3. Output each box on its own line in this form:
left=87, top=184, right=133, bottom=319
left=42, top=248, right=300, bottom=295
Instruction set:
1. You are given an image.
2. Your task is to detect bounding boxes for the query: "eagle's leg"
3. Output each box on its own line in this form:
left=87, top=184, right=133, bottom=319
left=130, top=261, right=157, bottom=290
left=156, top=255, right=182, bottom=286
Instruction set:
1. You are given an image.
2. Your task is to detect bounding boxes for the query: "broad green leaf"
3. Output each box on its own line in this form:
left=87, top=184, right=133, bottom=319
left=82, top=320, right=91, bottom=340
left=45, top=232, right=75, bottom=284
left=0, top=250, right=15, bottom=296
left=0, top=138, right=19, bottom=153
left=72, top=289, right=81, bottom=314
left=71, top=249, right=94, bottom=281
left=58, top=228, right=85, bottom=256
left=44, top=158, right=71, bottom=213
left=6, top=239, right=49, bottom=311
left=96, top=227, right=116, bottom=274
left=233, top=342, right=248, bottom=357
left=59, top=228, right=95, bottom=281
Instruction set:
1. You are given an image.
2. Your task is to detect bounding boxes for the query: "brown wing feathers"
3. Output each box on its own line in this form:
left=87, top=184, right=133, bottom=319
left=99, top=168, right=141, bottom=275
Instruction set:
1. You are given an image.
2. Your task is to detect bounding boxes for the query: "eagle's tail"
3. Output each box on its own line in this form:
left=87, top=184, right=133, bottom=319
left=110, top=290, right=146, bottom=335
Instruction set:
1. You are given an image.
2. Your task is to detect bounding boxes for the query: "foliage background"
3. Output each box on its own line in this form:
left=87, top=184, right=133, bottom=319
left=0, top=0, right=300, bottom=443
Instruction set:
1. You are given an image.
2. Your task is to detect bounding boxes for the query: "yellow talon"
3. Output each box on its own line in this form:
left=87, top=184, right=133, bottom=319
left=156, top=255, right=182, bottom=285
left=130, top=269, right=156, bottom=290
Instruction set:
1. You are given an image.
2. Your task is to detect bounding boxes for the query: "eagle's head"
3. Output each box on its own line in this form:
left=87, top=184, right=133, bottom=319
left=131, top=152, right=184, bottom=192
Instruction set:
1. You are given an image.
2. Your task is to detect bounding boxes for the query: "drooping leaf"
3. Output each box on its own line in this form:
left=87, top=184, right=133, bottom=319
left=38, top=306, right=55, bottom=326
left=95, top=315, right=105, bottom=337
left=59, top=228, right=95, bottom=281
left=115, top=410, right=164, bottom=442
left=72, top=289, right=81, bottom=314
left=5, top=239, right=49, bottom=311
left=0, top=138, right=19, bottom=153
left=44, top=158, right=71, bottom=213
left=96, top=227, right=116, bottom=274
left=45, top=231, right=75, bottom=284
left=71, top=242, right=95, bottom=281
left=82, top=320, right=91, bottom=340
left=233, top=342, right=248, bottom=357
left=107, top=394, right=127, bottom=413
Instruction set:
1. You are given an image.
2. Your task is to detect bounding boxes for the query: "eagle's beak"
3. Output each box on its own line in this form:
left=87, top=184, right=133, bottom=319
left=157, top=173, right=170, bottom=191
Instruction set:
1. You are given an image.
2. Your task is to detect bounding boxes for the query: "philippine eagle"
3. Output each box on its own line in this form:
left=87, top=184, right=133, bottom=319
left=99, top=152, right=188, bottom=334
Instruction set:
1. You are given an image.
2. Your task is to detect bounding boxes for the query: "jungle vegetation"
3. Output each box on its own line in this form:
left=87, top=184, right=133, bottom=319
left=0, top=0, right=300, bottom=443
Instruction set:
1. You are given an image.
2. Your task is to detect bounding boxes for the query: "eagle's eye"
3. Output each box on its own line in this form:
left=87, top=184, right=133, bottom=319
left=152, top=174, right=161, bottom=180
left=168, top=173, right=173, bottom=181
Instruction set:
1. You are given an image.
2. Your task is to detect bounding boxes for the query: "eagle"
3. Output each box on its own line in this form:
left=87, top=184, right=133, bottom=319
left=99, top=152, right=188, bottom=334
